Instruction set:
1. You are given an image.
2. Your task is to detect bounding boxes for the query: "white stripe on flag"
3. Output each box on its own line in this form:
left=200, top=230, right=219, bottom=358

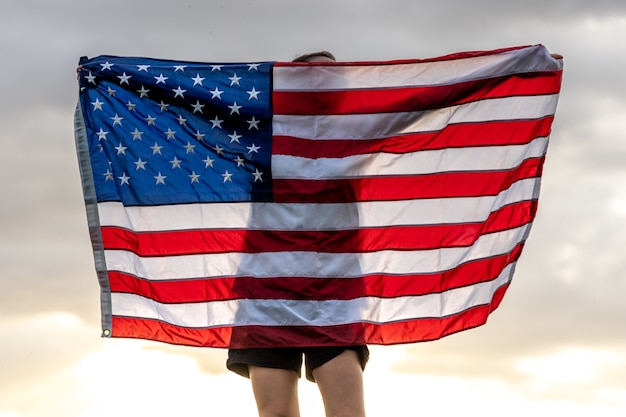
left=110, top=262, right=515, bottom=327
left=273, top=137, right=548, bottom=179
left=98, top=177, right=540, bottom=231
left=273, top=45, right=558, bottom=91
left=104, top=224, right=530, bottom=280
left=272, top=95, right=559, bottom=139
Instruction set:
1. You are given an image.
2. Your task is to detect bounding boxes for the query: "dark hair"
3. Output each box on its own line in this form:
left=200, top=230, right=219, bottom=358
left=292, top=50, right=336, bottom=62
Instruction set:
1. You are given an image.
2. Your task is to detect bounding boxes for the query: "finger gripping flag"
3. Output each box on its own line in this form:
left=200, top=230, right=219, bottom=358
left=74, top=44, right=563, bottom=348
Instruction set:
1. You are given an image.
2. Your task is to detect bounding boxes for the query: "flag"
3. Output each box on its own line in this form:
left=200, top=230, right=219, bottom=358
left=74, top=44, right=563, bottom=348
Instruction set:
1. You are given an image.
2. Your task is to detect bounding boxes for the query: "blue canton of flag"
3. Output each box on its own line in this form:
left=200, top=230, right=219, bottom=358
left=77, top=56, right=273, bottom=205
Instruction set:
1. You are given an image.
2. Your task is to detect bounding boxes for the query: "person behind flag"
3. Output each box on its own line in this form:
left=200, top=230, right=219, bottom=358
left=225, top=51, right=369, bottom=417
left=74, top=45, right=562, bottom=417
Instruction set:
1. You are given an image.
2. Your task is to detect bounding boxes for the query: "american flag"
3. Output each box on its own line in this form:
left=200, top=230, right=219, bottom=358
left=74, top=44, right=562, bottom=348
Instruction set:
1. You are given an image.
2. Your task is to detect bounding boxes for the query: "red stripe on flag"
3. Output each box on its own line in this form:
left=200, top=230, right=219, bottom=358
left=274, top=157, right=545, bottom=203
left=364, top=283, right=510, bottom=345
left=101, top=201, right=535, bottom=256
left=273, top=118, right=554, bottom=159
left=108, top=243, right=523, bottom=302
left=273, top=73, right=562, bottom=115
left=111, top=284, right=510, bottom=348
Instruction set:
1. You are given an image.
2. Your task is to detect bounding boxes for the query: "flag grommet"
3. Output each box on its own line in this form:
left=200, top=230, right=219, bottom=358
left=102, top=329, right=111, bottom=337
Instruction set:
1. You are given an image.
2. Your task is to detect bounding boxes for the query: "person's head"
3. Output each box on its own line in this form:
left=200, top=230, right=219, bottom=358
left=292, top=50, right=336, bottom=63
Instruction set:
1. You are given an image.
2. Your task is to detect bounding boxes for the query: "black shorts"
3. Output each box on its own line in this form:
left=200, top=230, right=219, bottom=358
left=227, top=346, right=369, bottom=382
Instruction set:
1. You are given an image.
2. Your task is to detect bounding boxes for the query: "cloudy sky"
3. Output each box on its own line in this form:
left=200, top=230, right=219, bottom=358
left=1, top=0, right=625, bottom=416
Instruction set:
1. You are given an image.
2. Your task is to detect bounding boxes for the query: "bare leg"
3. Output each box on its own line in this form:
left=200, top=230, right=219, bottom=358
left=312, top=350, right=366, bottom=417
left=249, top=365, right=301, bottom=417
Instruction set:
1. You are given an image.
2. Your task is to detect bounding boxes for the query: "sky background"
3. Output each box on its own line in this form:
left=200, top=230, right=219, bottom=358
left=1, top=0, right=625, bottom=416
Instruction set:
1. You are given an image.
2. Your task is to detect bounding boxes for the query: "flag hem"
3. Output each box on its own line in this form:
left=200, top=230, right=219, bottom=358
left=74, top=103, right=113, bottom=337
